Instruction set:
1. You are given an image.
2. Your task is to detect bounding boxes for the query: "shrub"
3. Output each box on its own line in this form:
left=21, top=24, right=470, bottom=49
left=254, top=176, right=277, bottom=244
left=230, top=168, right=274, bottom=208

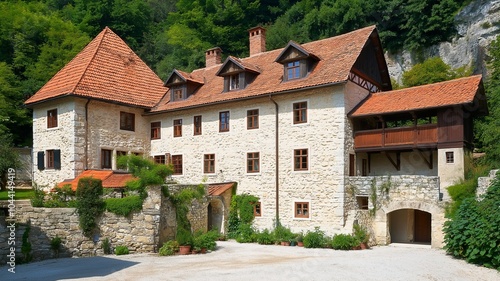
left=159, top=240, right=179, bottom=256
left=31, top=187, right=45, bottom=207
left=235, top=223, right=256, bottom=243
left=101, top=238, right=112, bottom=255
left=105, top=196, right=143, bottom=216
left=176, top=228, right=193, bottom=246
left=50, top=236, right=62, bottom=257
left=444, top=174, right=500, bottom=270
left=75, top=177, right=105, bottom=237
left=332, top=234, right=359, bottom=250
left=193, top=230, right=218, bottom=250
left=256, top=229, right=274, bottom=245
left=273, top=225, right=295, bottom=243
left=115, top=245, right=129, bottom=255
left=353, top=224, right=369, bottom=244
left=303, top=227, right=326, bottom=248
left=227, top=193, right=258, bottom=239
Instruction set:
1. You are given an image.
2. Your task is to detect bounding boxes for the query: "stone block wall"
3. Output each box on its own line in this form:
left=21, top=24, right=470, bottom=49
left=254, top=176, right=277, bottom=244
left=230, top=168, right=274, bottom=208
left=477, top=169, right=498, bottom=198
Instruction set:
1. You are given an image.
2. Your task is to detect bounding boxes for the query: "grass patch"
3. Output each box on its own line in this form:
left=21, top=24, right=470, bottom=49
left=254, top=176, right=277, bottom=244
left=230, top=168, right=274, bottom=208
left=0, top=189, right=34, bottom=200
left=105, top=196, right=143, bottom=216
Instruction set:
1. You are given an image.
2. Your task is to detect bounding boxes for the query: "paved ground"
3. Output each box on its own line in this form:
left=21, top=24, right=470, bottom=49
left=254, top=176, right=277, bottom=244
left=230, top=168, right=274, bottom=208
left=5, top=241, right=499, bottom=281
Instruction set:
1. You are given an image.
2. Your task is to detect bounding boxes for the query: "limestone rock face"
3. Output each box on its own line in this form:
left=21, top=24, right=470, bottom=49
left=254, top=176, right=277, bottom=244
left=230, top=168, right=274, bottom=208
left=386, top=0, right=500, bottom=83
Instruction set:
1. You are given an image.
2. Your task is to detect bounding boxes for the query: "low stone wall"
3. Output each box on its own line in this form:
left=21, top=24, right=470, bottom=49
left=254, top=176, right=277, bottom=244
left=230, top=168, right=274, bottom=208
left=477, top=169, right=498, bottom=198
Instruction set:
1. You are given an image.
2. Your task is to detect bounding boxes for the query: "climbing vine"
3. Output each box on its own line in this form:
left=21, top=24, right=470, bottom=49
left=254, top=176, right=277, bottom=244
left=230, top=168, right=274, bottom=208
left=227, top=193, right=259, bottom=238
left=75, top=177, right=105, bottom=237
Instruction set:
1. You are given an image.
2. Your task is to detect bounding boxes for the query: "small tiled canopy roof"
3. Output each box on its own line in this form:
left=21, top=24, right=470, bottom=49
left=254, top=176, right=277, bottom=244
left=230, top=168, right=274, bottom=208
left=57, top=170, right=136, bottom=191
left=25, top=27, right=166, bottom=108
left=350, top=75, right=487, bottom=117
left=151, top=25, right=382, bottom=113
left=208, top=182, right=236, bottom=196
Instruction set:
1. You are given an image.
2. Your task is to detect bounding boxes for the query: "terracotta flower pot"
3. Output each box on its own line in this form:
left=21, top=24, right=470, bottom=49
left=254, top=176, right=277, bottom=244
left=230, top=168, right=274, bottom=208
left=360, top=243, right=369, bottom=250
left=179, top=245, right=191, bottom=255
left=297, top=241, right=304, bottom=247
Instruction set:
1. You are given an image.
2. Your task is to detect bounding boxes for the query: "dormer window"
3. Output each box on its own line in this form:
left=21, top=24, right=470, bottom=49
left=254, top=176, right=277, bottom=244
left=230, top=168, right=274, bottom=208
left=164, top=69, right=204, bottom=102
left=172, top=88, right=184, bottom=101
left=275, top=41, right=319, bottom=82
left=230, top=74, right=240, bottom=90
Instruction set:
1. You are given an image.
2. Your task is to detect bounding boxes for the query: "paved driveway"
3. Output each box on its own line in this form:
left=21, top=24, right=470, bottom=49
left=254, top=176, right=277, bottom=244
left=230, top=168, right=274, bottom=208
left=5, top=241, right=499, bottom=281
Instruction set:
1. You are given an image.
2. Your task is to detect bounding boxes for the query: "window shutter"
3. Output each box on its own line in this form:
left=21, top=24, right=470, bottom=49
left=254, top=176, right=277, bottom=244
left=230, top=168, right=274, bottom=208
left=165, top=153, right=172, bottom=165
left=54, top=149, right=61, bottom=170
left=239, top=72, right=246, bottom=89
left=300, top=60, right=307, bottom=78
left=37, top=151, right=45, bottom=170
left=223, top=77, right=229, bottom=92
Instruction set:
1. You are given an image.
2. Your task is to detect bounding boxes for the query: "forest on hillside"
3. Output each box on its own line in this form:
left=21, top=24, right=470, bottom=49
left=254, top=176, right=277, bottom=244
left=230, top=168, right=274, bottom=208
left=5, top=0, right=500, bottom=166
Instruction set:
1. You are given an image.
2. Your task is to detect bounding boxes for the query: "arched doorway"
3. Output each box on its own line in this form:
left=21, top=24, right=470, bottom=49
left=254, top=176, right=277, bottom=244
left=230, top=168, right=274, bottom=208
left=207, top=199, right=224, bottom=233
left=388, top=209, right=431, bottom=244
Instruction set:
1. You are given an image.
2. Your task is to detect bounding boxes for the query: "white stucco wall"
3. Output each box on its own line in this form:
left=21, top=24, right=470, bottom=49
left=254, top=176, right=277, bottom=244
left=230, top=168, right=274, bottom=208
left=149, top=85, right=350, bottom=235
left=362, top=151, right=439, bottom=177
left=438, top=147, right=466, bottom=201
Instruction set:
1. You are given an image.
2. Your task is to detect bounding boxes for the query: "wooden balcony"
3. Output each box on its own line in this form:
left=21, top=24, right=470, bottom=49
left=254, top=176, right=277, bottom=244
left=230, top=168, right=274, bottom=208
left=354, top=124, right=438, bottom=151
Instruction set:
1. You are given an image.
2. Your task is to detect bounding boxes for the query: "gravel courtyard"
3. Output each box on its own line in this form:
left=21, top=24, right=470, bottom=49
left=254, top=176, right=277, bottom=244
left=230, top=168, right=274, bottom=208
left=7, top=241, right=500, bottom=281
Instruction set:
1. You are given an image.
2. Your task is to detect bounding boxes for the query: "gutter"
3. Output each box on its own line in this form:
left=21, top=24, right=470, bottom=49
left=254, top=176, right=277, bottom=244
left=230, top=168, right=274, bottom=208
left=269, top=95, right=280, bottom=226
left=84, top=99, right=90, bottom=170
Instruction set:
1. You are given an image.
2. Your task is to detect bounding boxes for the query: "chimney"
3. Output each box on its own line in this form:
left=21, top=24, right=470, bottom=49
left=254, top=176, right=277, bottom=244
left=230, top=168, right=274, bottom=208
left=249, top=26, right=266, bottom=56
left=205, top=47, right=222, bottom=68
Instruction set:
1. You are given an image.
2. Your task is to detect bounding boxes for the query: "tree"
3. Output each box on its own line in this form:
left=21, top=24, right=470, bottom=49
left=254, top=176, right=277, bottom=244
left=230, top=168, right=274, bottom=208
left=0, top=135, right=21, bottom=191
left=401, top=57, right=471, bottom=88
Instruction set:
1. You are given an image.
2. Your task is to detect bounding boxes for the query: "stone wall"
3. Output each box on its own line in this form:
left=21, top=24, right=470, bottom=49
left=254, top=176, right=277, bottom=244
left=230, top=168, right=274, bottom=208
left=0, top=186, right=162, bottom=264
left=477, top=169, right=498, bottom=198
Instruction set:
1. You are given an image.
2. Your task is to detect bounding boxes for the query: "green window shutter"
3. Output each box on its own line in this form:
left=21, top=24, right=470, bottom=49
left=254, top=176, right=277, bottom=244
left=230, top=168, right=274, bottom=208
left=54, top=149, right=61, bottom=170
left=37, top=151, right=45, bottom=170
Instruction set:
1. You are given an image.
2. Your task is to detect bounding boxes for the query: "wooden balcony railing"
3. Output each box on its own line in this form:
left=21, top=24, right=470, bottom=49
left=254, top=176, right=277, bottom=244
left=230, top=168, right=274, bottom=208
left=354, top=124, right=438, bottom=149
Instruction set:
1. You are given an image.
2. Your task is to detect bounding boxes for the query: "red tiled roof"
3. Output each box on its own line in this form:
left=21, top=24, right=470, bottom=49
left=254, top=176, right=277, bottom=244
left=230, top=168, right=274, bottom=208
left=350, top=75, right=485, bottom=117
left=151, top=25, right=378, bottom=113
left=208, top=182, right=235, bottom=196
left=25, top=27, right=166, bottom=108
left=57, top=170, right=136, bottom=191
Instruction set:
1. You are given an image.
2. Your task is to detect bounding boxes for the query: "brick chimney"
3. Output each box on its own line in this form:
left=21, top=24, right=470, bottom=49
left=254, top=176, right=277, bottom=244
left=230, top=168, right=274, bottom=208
left=249, top=26, right=266, bottom=56
left=205, top=47, right=222, bottom=68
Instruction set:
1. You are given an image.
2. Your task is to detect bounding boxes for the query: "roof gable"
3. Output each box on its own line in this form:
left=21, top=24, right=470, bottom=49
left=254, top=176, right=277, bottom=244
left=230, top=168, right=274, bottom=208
left=275, top=41, right=319, bottom=63
left=349, top=75, right=487, bottom=117
left=164, top=69, right=204, bottom=87
left=25, top=27, right=166, bottom=108
left=216, top=56, right=261, bottom=76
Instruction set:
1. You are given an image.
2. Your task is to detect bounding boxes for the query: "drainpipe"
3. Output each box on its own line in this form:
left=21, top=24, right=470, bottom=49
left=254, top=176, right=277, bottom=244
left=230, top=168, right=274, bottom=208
left=269, top=95, right=280, bottom=226
left=84, top=99, right=90, bottom=170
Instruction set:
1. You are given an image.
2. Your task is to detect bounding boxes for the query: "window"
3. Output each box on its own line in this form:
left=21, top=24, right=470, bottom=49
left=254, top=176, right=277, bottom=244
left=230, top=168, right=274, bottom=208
left=47, top=109, right=58, bottom=128
left=294, top=149, right=308, bottom=171
left=446, top=151, right=454, bottom=163
left=295, top=202, right=309, bottom=218
left=219, top=111, right=230, bottom=132
left=286, top=61, right=301, bottom=80
left=293, top=102, right=307, bottom=124
left=154, top=155, right=165, bottom=164
left=247, top=152, right=260, bottom=173
left=194, top=115, right=202, bottom=135
left=229, top=74, right=240, bottom=90
left=151, top=122, right=161, bottom=140
left=172, top=155, right=183, bottom=175
left=356, top=196, right=369, bottom=210
left=173, top=119, right=182, bottom=137
left=253, top=202, right=261, bottom=217
left=46, top=150, right=55, bottom=169
left=247, top=109, right=259, bottom=129
left=172, top=88, right=184, bottom=101
left=120, top=112, right=135, bottom=131
left=204, top=154, right=215, bottom=173
left=101, top=149, right=112, bottom=169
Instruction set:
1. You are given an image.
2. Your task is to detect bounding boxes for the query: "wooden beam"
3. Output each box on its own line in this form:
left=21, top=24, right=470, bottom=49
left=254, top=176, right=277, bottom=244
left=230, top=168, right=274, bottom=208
left=382, top=151, right=400, bottom=171
left=416, top=149, right=433, bottom=170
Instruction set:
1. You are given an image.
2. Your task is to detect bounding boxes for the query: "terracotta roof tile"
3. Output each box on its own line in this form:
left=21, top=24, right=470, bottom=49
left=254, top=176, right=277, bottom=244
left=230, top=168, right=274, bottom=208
left=151, top=26, right=377, bottom=113
left=57, top=170, right=135, bottom=191
left=25, top=27, right=166, bottom=108
left=350, top=75, right=485, bottom=117
left=208, top=182, right=235, bottom=196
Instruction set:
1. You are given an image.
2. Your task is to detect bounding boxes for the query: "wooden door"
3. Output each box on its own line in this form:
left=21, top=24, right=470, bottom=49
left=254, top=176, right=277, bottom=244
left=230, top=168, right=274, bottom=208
left=414, top=210, right=431, bottom=243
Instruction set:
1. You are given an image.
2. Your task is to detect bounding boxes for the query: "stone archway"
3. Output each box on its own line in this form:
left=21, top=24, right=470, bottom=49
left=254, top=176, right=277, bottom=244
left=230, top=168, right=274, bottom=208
left=207, top=198, right=224, bottom=233
left=373, top=201, right=445, bottom=248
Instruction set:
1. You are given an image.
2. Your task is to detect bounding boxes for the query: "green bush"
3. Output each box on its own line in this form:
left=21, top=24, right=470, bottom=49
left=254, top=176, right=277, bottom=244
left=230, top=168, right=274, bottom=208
left=353, top=224, right=369, bottom=244
left=303, top=227, right=327, bottom=248
left=75, top=177, right=105, bottom=237
left=256, top=229, right=274, bottom=245
left=105, top=196, right=143, bottom=216
left=50, top=236, right=62, bottom=257
left=444, top=175, right=500, bottom=270
left=235, top=223, right=256, bottom=243
left=273, top=225, right=295, bottom=243
left=332, top=234, right=359, bottom=250
left=115, top=245, right=129, bottom=255
left=193, top=230, right=218, bottom=250
left=176, top=228, right=193, bottom=246
left=159, top=240, right=179, bottom=256
left=227, top=193, right=258, bottom=239
left=31, top=188, right=45, bottom=207
left=101, top=238, right=112, bottom=255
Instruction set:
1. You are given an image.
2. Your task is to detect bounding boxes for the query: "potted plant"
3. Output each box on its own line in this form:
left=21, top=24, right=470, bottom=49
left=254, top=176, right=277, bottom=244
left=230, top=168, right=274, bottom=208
left=353, top=224, right=369, bottom=250
left=176, top=229, right=193, bottom=255
left=296, top=232, right=304, bottom=247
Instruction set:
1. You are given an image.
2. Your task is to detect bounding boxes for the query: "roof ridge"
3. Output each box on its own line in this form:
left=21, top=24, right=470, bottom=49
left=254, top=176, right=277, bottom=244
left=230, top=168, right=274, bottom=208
left=71, top=28, right=110, bottom=94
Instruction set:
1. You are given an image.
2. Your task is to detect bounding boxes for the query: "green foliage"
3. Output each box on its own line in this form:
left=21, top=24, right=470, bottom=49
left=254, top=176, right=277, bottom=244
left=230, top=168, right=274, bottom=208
left=273, top=224, right=295, bottom=243
left=75, top=177, right=105, bottom=237
left=176, top=228, right=193, bottom=246
left=331, top=234, right=359, bottom=250
left=50, top=236, right=62, bottom=257
left=256, top=229, right=275, bottom=245
left=444, top=174, right=500, bottom=270
left=402, top=57, right=471, bottom=88
left=31, top=186, right=46, bottom=207
left=0, top=134, right=21, bottom=190
left=21, top=225, right=32, bottom=263
left=353, top=224, right=369, bottom=244
left=303, top=227, right=327, bottom=248
left=114, top=245, right=129, bottom=255
left=159, top=240, right=179, bottom=256
left=235, top=223, right=257, bottom=243
left=105, top=195, right=143, bottom=216
left=0, top=189, right=34, bottom=200
left=101, top=238, right=112, bottom=255
left=43, top=184, right=76, bottom=207
left=193, top=230, right=218, bottom=250
left=227, top=193, right=259, bottom=238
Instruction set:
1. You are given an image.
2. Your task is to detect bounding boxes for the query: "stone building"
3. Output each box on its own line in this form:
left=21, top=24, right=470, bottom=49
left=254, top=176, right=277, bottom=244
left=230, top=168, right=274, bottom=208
left=25, top=25, right=487, bottom=248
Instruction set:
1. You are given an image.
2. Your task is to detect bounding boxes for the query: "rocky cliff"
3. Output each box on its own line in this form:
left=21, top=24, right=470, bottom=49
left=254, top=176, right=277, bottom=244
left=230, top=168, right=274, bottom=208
left=387, top=0, right=500, bottom=83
